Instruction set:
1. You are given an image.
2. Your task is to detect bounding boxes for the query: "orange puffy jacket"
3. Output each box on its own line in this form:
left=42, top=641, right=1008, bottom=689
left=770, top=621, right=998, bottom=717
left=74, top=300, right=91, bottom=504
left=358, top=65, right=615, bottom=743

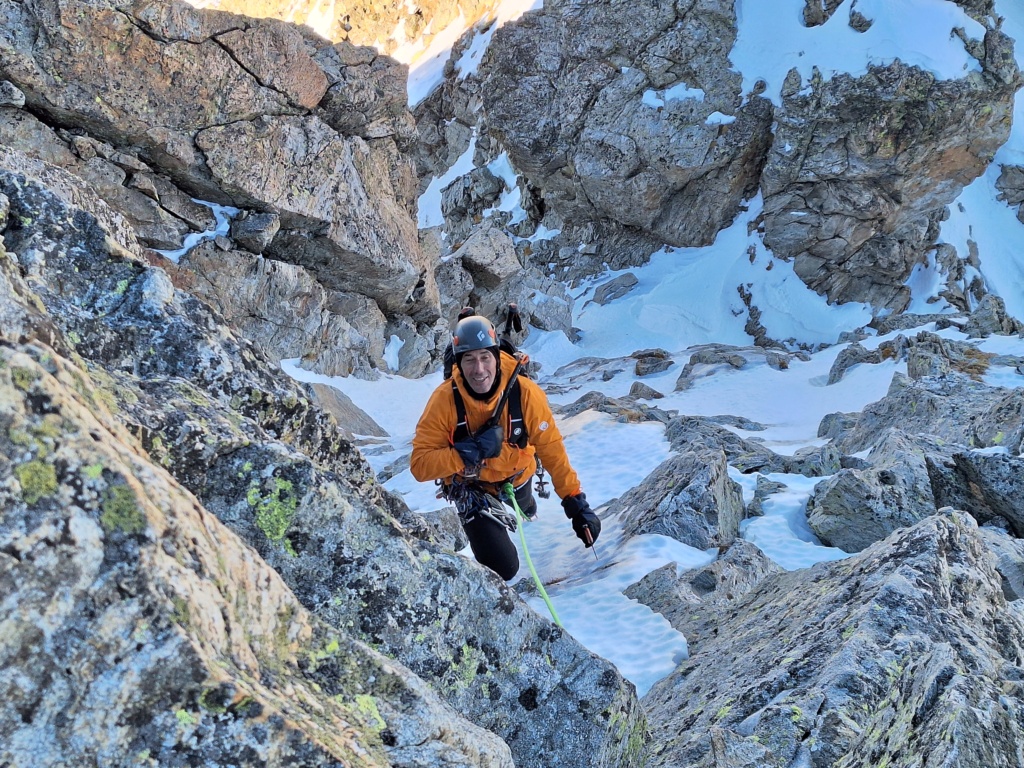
left=411, top=351, right=582, bottom=499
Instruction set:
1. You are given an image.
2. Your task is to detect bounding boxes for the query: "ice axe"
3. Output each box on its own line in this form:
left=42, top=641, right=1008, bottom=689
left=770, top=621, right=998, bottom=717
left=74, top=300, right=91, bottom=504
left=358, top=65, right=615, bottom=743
left=583, top=525, right=599, bottom=561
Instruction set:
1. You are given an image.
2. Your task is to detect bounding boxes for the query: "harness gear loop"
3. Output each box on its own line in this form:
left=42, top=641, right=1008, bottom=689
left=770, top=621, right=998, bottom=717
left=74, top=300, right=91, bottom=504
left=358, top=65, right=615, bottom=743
left=438, top=477, right=517, bottom=532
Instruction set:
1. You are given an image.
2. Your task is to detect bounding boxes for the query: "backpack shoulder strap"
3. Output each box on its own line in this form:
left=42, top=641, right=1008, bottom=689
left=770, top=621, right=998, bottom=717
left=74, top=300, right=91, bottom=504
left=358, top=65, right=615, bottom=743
left=506, top=377, right=528, bottom=449
left=452, top=376, right=529, bottom=449
left=451, top=379, right=471, bottom=443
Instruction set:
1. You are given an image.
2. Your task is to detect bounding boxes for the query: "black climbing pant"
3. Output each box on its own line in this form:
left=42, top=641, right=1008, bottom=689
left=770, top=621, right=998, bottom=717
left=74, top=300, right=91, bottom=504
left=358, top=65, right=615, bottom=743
left=461, top=480, right=536, bottom=581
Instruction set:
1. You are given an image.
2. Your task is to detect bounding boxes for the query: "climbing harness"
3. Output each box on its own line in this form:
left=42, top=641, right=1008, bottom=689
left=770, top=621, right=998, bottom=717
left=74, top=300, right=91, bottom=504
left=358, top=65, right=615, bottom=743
left=502, top=482, right=561, bottom=627
left=439, top=478, right=518, bottom=531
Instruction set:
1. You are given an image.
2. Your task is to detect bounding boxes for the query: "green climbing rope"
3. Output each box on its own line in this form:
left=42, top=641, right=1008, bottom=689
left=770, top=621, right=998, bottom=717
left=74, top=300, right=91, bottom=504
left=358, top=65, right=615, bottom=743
left=502, top=482, right=562, bottom=627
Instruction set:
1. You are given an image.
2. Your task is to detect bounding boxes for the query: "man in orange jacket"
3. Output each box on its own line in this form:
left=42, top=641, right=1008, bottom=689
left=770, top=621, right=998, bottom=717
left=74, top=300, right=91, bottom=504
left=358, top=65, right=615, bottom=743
left=411, top=315, right=601, bottom=580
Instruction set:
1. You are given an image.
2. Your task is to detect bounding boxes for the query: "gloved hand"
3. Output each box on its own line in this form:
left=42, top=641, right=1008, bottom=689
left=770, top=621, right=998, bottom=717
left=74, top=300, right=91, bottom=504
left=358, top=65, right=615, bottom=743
left=562, top=492, right=601, bottom=547
left=453, top=423, right=504, bottom=469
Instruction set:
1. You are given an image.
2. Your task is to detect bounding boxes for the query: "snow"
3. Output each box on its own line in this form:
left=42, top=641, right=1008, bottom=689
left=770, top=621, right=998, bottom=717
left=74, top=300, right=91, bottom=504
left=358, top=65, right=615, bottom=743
left=643, top=83, right=706, bottom=108
left=732, top=0, right=984, bottom=105
left=383, top=335, right=405, bottom=372
left=418, top=135, right=478, bottom=230
left=153, top=201, right=238, bottom=263
left=396, top=0, right=543, bottom=107
left=274, top=0, right=1024, bottom=700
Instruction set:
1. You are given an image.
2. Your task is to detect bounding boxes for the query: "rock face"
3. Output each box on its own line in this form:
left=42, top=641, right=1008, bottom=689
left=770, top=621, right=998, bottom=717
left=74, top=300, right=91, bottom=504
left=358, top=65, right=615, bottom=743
left=173, top=243, right=395, bottom=379
left=761, top=52, right=1019, bottom=309
left=8, top=0, right=1024, bottom=765
left=188, top=0, right=505, bottom=61
left=482, top=0, right=772, bottom=250
left=624, top=540, right=784, bottom=655
left=0, top=157, right=644, bottom=767
left=930, top=452, right=1024, bottom=537
left=641, top=513, right=1024, bottom=767
left=0, top=0, right=440, bottom=377
left=0, top=338, right=513, bottom=766
left=406, top=0, right=1022, bottom=319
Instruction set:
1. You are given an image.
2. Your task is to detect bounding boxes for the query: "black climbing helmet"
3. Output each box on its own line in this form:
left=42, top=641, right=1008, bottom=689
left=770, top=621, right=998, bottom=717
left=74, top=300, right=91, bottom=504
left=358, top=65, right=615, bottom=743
left=452, top=315, right=499, bottom=357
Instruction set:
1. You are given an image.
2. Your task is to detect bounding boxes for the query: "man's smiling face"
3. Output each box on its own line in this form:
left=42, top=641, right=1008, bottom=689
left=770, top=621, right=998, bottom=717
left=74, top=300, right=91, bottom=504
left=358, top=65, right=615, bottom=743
left=461, top=348, right=497, bottom=394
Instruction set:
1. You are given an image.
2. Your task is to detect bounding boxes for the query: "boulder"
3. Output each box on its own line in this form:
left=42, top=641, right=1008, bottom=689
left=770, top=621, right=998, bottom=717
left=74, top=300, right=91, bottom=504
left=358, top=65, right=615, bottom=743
left=628, top=381, right=664, bottom=400
left=807, top=430, right=940, bottom=552
left=746, top=475, right=789, bottom=517
left=962, top=293, right=1024, bottom=338
left=315, top=42, right=416, bottom=142
left=761, top=53, right=1019, bottom=310
left=452, top=221, right=522, bottom=291
left=229, top=211, right=281, bottom=254
left=613, top=450, right=745, bottom=550
left=0, top=341, right=515, bottom=768
left=633, top=348, right=673, bottom=377
left=643, top=512, right=1024, bottom=767
left=826, top=341, right=881, bottom=385
left=591, top=273, right=639, bottom=305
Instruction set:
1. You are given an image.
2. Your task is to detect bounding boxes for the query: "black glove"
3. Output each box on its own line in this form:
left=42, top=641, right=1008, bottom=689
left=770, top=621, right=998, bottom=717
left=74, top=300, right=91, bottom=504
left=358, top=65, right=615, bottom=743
left=453, top=423, right=504, bottom=468
left=562, top=492, right=601, bottom=547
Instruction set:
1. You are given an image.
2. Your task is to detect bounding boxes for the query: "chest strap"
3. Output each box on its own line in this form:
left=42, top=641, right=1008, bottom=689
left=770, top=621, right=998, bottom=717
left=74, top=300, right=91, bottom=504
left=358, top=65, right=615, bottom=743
left=452, top=378, right=528, bottom=449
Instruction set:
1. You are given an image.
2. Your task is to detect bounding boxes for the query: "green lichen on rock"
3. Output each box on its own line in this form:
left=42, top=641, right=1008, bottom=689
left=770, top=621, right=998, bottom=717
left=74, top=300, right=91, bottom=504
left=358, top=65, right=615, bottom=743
left=15, top=460, right=58, bottom=504
left=247, top=477, right=298, bottom=544
left=355, top=695, right=386, bottom=732
left=174, top=709, right=197, bottom=727
left=82, top=462, right=104, bottom=481
left=100, top=484, right=146, bottom=534
left=607, top=705, right=649, bottom=764
left=10, top=366, right=38, bottom=391
left=451, top=643, right=483, bottom=691
left=171, top=596, right=191, bottom=628
left=198, top=687, right=228, bottom=714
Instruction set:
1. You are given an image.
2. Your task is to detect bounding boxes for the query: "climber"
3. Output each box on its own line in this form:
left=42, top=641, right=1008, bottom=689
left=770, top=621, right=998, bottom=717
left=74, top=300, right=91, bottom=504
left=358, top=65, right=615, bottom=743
left=410, top=314, right=601, bottom=580
left=442, top=303, right=524, bottom=380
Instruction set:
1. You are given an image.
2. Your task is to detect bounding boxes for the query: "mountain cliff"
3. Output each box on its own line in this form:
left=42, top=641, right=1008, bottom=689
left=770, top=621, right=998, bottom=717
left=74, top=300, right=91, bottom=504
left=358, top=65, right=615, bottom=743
left=5, top=0, right=1024, bottom=765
